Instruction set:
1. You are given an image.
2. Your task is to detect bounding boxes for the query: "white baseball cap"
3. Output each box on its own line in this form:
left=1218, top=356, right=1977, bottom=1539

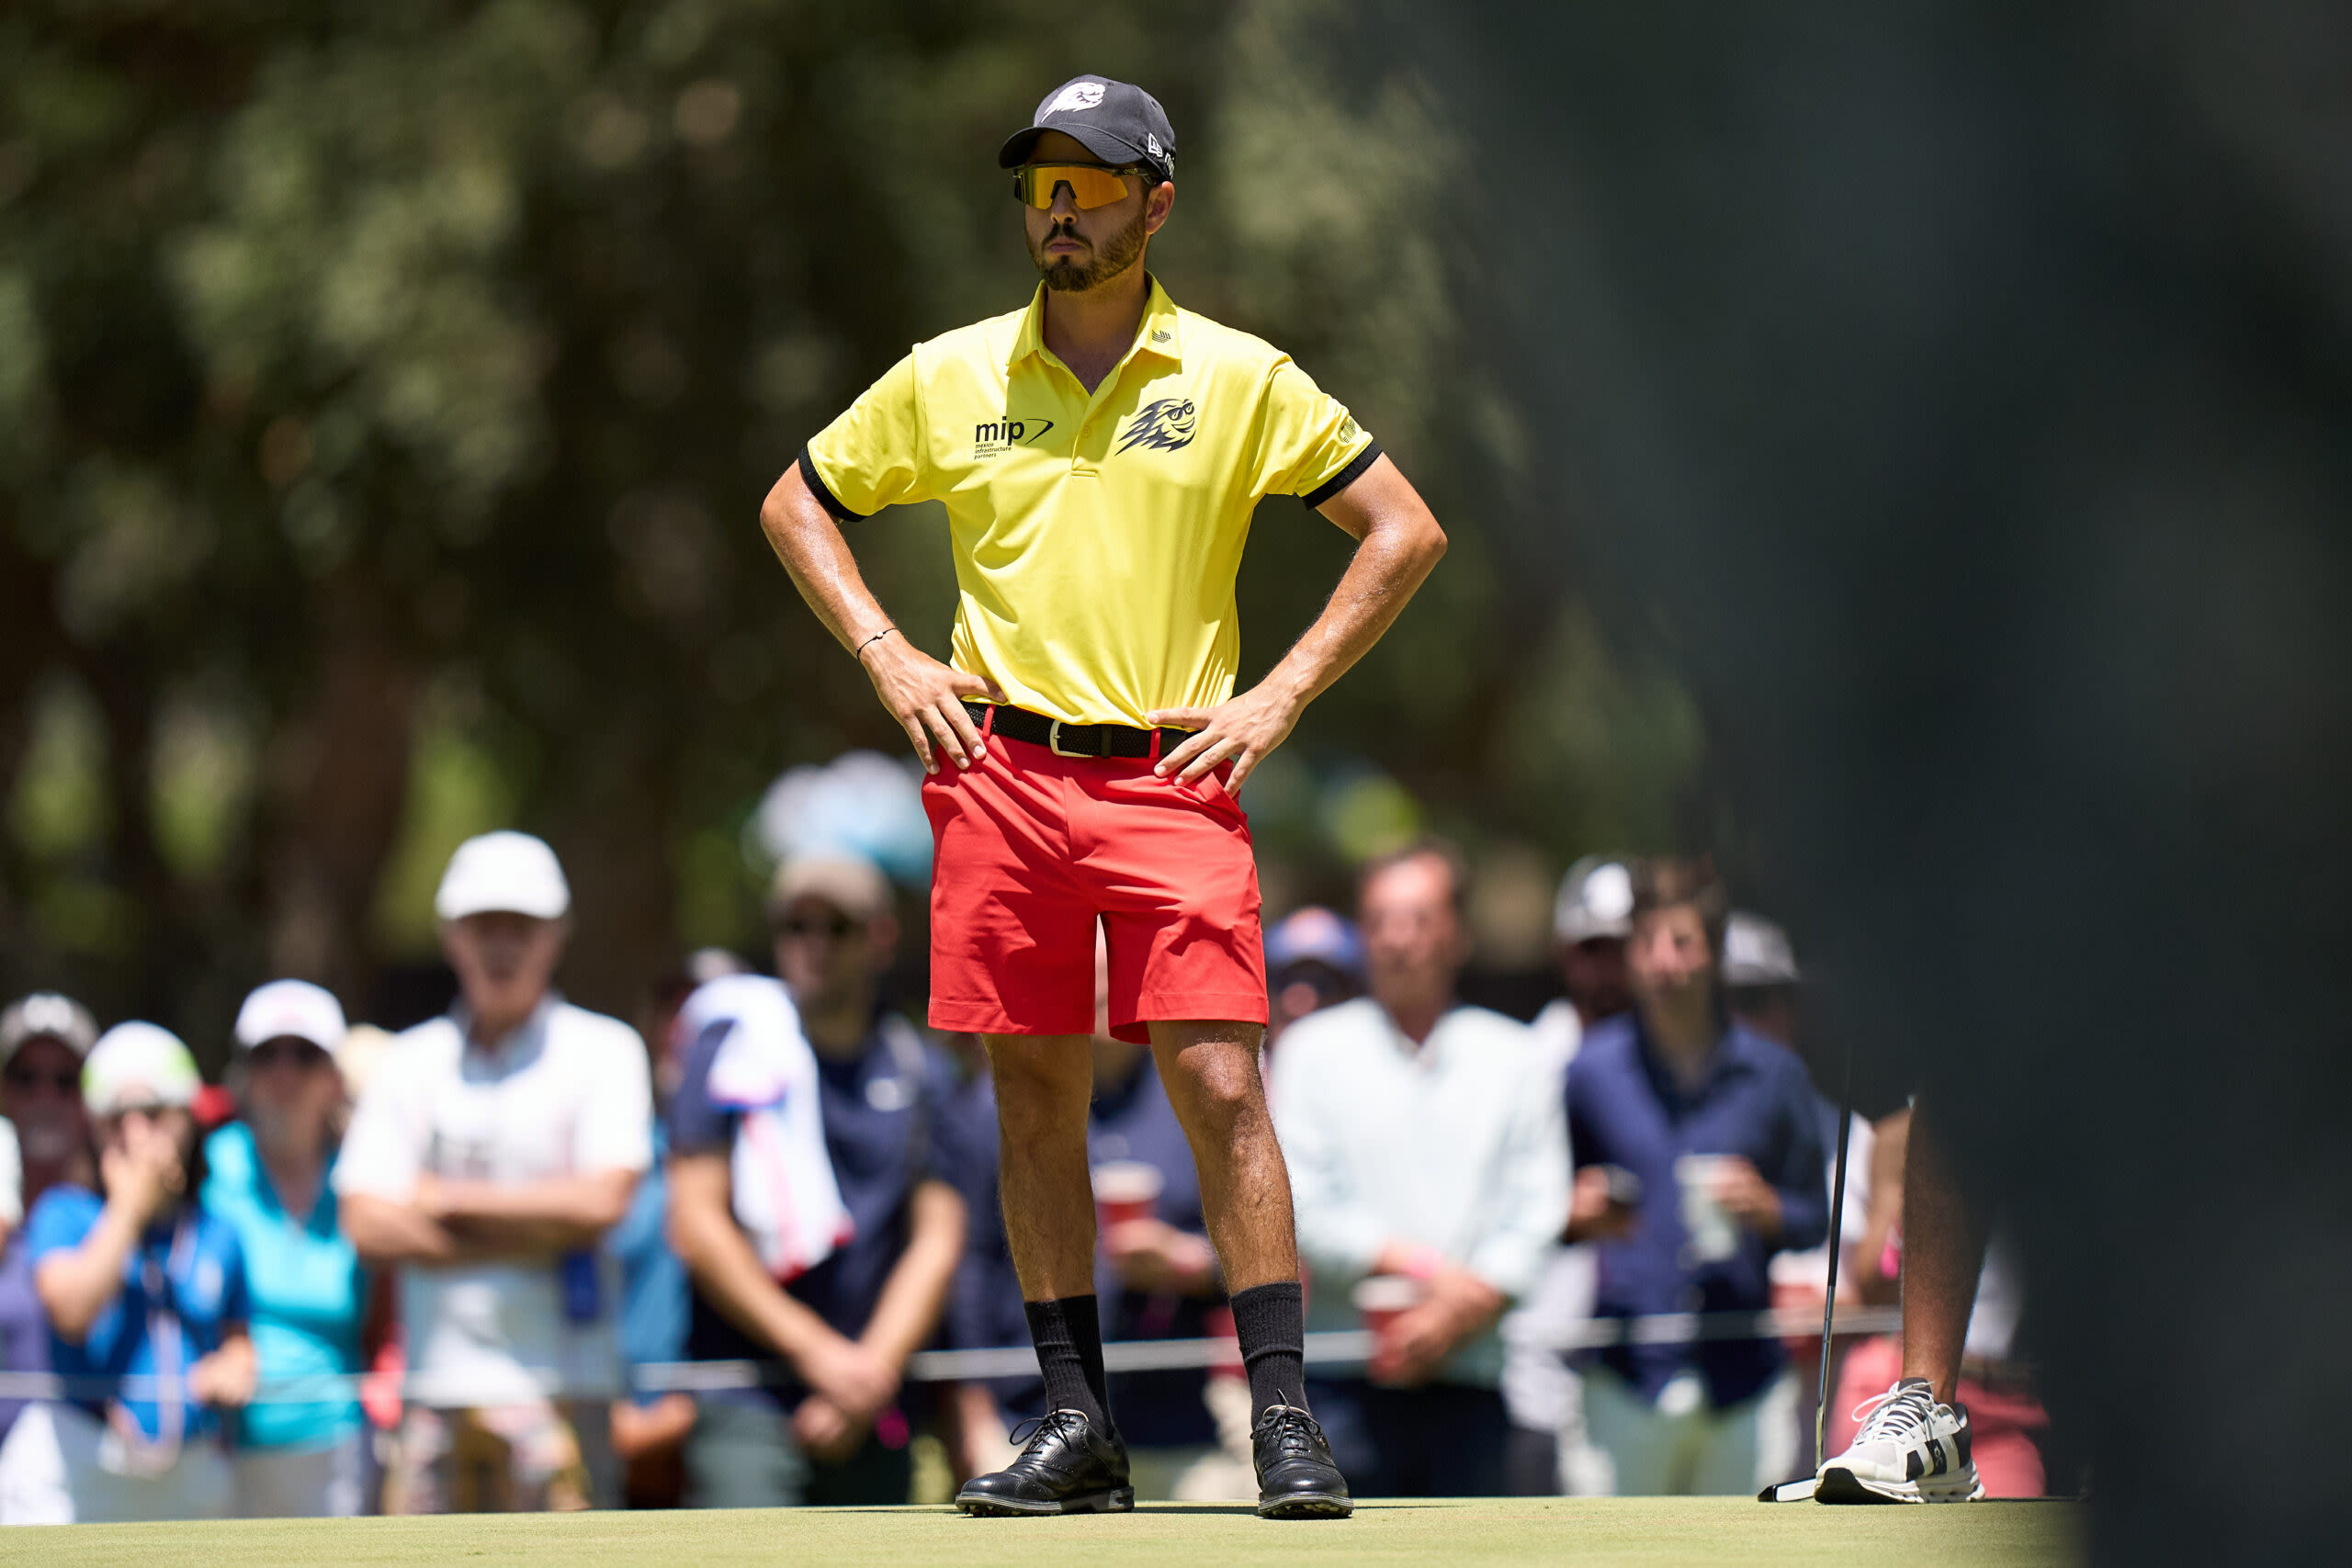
left=1, top=992, right=99, bottom=1065
left=1555, top=855, right=1635, bottom=944
left=434, top=830, right=571, bottom=921
left=1722, top=910, right=1801, bottom=987
left=233, top=979, right=348, bottom=1055
left=83, top=1021, right=203, bottom=1116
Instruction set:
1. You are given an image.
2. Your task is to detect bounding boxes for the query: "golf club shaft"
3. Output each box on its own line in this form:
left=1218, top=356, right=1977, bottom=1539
left=1815, top=1038, right=1856, bottom=1472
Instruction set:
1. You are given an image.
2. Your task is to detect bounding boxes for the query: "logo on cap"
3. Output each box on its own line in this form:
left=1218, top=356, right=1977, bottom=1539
left=1146, top=132, right=1162, bottom=158
left=1045, top=82, right=1106, bottom=117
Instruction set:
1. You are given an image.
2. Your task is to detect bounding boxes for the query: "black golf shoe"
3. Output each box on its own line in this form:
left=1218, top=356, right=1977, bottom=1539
left=1252, top=1401, right=1352, bottom=1519
left=956, top=1408, right=1134, bottom=1516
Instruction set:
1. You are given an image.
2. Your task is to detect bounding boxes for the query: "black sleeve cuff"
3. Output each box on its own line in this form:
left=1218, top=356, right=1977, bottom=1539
left=797, top=446, right=866, bottom=522
left=1300, top=440, right=1383, bottom=509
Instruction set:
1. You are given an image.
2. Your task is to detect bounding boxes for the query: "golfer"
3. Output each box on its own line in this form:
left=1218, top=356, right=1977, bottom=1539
left=759, top=74, right=1447, bottom=1519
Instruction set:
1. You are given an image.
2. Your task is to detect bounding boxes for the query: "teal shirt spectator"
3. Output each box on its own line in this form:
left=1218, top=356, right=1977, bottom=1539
left=201, top=1123, right=365, bottom=1450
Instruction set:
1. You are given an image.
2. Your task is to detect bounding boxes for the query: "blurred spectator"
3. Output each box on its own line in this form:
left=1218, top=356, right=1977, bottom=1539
left=1719, top=910, right=1876, bottom=1486
left=0, top=1024, right=256, bottom=1523
left=606, top=952, right=745, bottom=1509
left=1565, top=859, right=1828, bottom=1495
left=1261, top=907, right=1364, bottom=1055
left=1529, top=856, right=1634, bottom=1064
left=1723, top=911, right=1803, bottom=1048
left=666, top=853, right=968, bottom=1507
left=336, top=831, right=652, bottom=1513
left=205, top=981, right=371, bottom=1517
left=0, top=994, right=99, bottom=1449
left=1504, top=856, right=1634, bottom=1495
left=1272, top=842, right=1569, bottom=1497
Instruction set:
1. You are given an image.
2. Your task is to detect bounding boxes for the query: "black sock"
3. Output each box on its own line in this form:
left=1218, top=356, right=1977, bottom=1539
left=1024, top=1295, right=1114, bottom=1431
left=1229, top=1280, right=1308, bottom=1423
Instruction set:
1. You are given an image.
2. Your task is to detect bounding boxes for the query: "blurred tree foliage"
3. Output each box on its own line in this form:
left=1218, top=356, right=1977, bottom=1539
left=0, top=0, right=1703, bottom=1043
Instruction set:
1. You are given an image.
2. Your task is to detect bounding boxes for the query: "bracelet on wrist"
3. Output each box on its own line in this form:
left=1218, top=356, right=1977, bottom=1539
left=853, top=626, right=899, bottom=660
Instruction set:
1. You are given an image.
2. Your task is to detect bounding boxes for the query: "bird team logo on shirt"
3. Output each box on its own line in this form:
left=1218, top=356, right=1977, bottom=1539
left=973, top=417, right=1056, bottom=460
left=1117, top=398, right=1198, bottom=454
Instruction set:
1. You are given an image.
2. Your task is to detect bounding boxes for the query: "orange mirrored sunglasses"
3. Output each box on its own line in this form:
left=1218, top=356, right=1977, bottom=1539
left=1011, top=164, right=1147, bottom=210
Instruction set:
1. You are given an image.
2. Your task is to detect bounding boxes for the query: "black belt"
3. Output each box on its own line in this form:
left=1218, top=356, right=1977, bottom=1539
left=963, top=702, right=1193, bottom=761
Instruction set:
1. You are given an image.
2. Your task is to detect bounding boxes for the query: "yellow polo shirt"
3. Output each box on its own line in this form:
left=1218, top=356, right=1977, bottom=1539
left=800, top=277, right=1379, bottom=728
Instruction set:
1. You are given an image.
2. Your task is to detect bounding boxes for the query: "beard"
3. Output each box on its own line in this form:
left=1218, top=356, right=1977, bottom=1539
left=1030, top=204, right=1150, bottom=293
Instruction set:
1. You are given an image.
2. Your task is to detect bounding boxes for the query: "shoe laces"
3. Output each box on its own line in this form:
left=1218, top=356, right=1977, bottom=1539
left=1255, top=1398, right=1327, bottom=1459
left=1849, top=1382, right=1935, bottom=1447
left=1007, top=1408, right=1091, bottom=1453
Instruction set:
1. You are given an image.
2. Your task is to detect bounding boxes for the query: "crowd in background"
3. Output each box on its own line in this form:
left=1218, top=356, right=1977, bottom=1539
left=0, top=802, right=2050, bottom=1523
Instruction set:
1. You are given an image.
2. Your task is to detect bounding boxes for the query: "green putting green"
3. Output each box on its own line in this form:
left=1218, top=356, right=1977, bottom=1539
left=17, top=1496, right=2082, bottom=1567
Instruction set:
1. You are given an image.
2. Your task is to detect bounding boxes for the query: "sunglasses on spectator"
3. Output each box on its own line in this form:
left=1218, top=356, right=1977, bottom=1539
left=248, top=1038, right=332, bottom=1071
left=1011, top=164, right=1148, bottom=210
left=775, top=913, right=860, bottom=941
left=4, top=1065, right=79, bottom=1094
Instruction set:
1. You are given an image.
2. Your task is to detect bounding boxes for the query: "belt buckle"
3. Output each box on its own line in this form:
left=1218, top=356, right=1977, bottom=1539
left=1046, top=718, right=1088, bottom=759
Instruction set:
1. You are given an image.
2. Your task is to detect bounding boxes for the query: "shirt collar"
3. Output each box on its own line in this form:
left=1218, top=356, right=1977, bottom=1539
left=1631, top=1009, right=1755, bottom=1100
left=1378, top=998, right=1463, bottom=1064
left=1010, top=274, right=1185, bottom=371
left=453, top=992, right=558, bottom=1061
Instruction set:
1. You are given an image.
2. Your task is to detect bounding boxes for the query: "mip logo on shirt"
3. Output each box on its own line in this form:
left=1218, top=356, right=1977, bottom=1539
left=1117, top=398, right=1198, bottom=454
left=973, top=416, right=1055, bottom=460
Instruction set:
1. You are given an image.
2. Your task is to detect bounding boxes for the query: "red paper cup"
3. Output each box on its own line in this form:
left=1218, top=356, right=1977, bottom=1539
left=1351, top=1274, right=1426, bottom=1337
left=1091, top=1161, right=1164, bottom=1234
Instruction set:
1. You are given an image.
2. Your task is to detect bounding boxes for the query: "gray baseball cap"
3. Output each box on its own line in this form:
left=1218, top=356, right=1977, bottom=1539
left=1554, top=855, right=1635, bottom=944
left=1722, top=910, right=1801, bottom=987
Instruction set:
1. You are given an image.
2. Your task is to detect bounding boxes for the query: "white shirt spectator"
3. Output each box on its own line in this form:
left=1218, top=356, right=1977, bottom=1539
left=334, top=996, right=652, bottom=1405
left=1272, top=998, right=1568, bottom=1386
left=1524, top=996, right=1583, bottom=1069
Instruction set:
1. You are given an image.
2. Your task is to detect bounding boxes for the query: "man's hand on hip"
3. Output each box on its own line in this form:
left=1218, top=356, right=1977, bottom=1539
left=1148, top=678, right=1305, bottom=794
left=858, top=634, right=1005, bottom=775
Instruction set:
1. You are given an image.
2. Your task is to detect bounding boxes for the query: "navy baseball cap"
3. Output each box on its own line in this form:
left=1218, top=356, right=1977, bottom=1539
left=999, top=75, right=1176, bottom=183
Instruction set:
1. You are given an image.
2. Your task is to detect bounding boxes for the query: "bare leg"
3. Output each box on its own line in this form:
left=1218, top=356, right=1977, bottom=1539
left=984, top=1034, right=1097, bottom=1301
left=1899, top=1097, right=1994, bottom=1405
left=1148, top=1021, right=1297, bottom=1291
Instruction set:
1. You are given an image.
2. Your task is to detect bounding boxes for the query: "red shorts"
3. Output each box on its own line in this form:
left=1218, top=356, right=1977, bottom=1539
left=922, top=732, right=1267, bottom=1043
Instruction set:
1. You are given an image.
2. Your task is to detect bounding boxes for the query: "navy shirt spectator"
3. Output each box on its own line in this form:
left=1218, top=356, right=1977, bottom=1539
left=1561, top=858, right=1828, bottom=1496
left=670, top=1009, right=967, bottom=1390
left=1566, top=1011, right=1828, bottom=1403
left=664, top=852, right=968, bottom=1509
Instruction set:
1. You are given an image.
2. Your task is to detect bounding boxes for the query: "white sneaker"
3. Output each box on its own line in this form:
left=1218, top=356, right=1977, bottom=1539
left=1816, top=1377, right=1985, bottom=1503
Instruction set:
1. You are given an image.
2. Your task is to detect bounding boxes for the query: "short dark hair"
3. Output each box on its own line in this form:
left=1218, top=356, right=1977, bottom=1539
left=1629, top=854, right=1728, bottom=961
left=1358, top=836, right=1471, bottom=918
